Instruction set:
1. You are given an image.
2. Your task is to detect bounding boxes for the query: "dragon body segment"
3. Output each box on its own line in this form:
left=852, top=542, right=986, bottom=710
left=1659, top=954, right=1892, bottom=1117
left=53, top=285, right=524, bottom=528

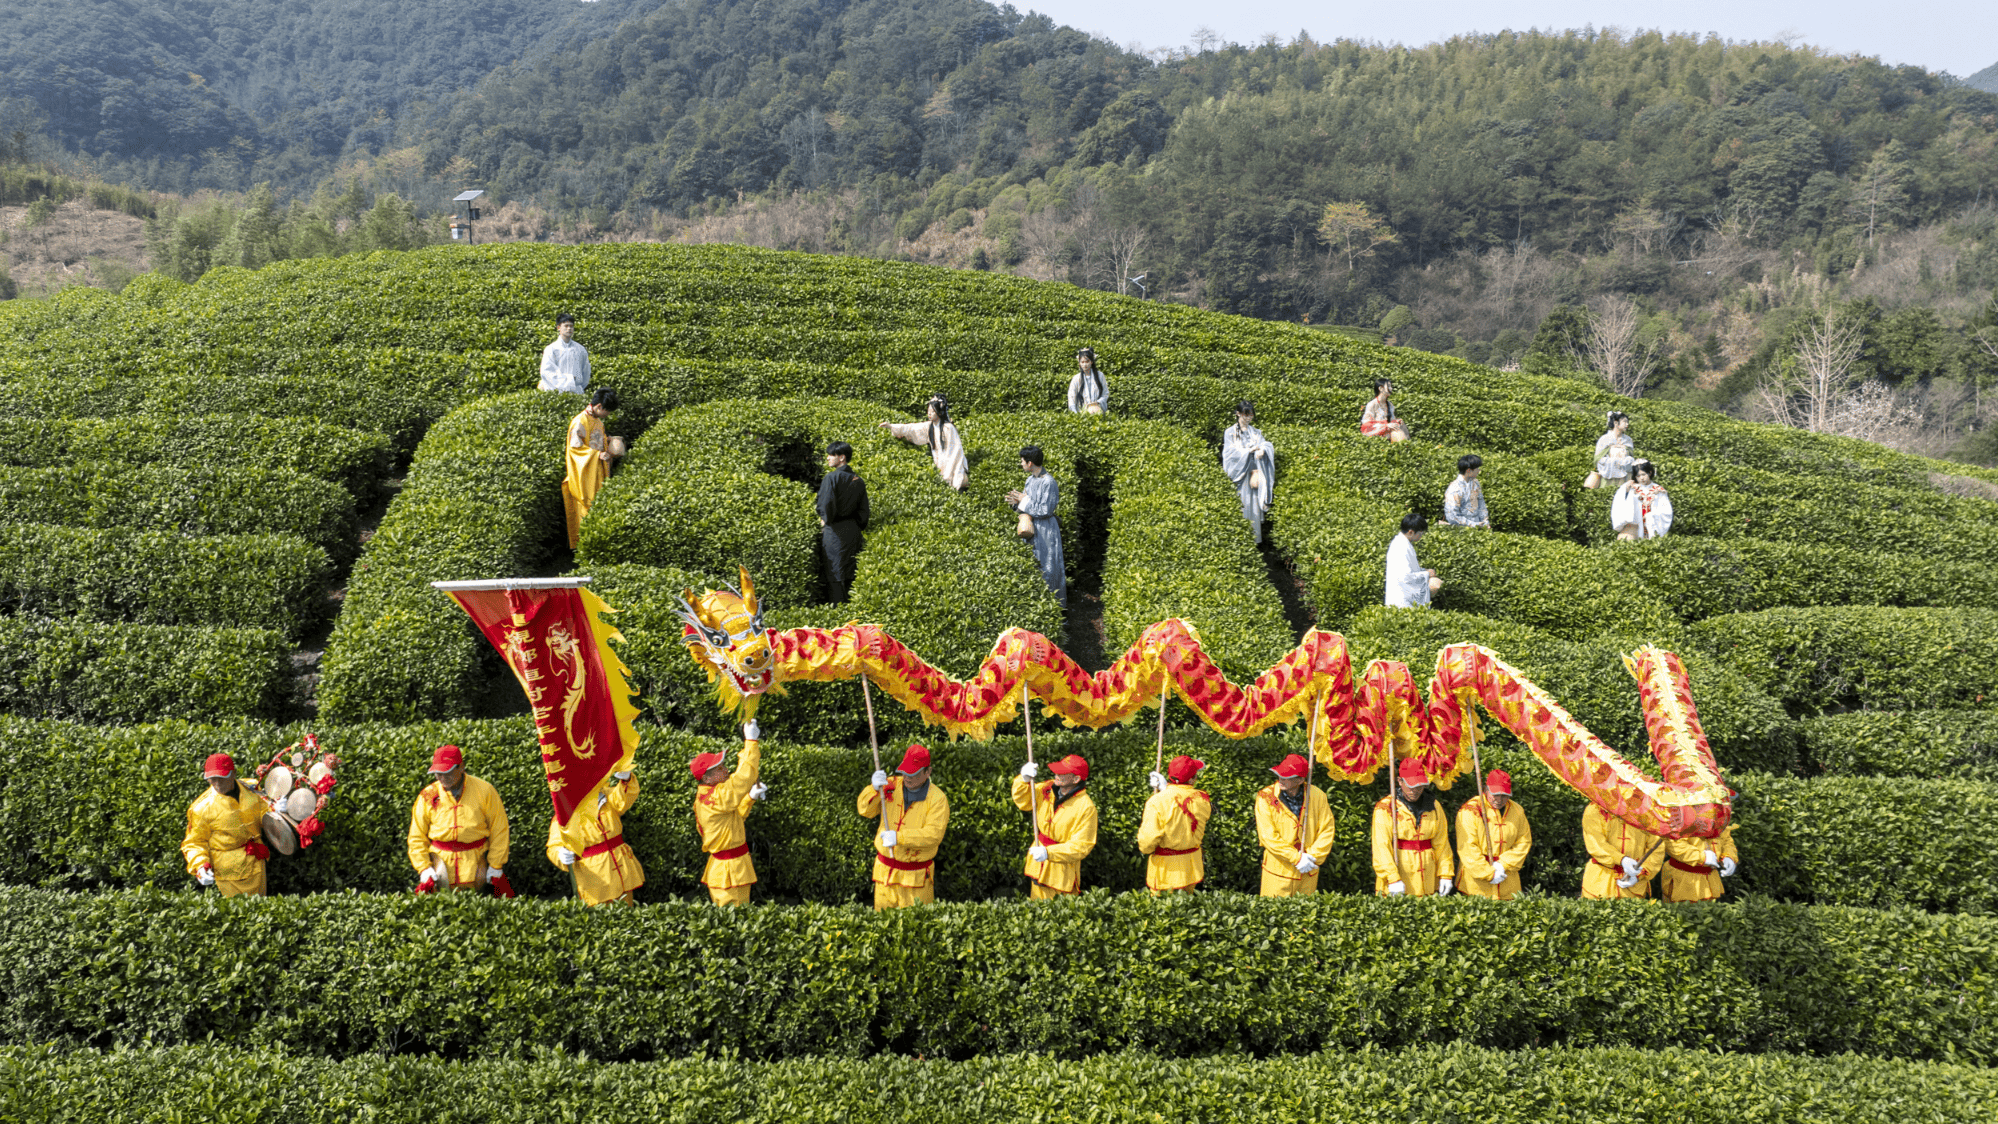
left=678, top=597, right=1730, bottom=838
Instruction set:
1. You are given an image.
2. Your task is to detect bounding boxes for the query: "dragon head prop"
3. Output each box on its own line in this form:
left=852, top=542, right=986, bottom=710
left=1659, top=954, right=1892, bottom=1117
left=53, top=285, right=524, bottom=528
left=677, top=566, right=780, bottom=717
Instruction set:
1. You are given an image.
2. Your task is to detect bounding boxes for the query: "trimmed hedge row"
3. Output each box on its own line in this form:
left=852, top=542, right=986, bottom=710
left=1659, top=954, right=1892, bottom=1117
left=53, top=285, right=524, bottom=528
left=0, top=888, right=1991, bottom=1063
left=1688, top=606, right=1998, bottom=716
left=1801, top=710, right=1998, bottom=781
left=0, top=524, right=331, bottom=640
left=0, top=414, right=392, bottom=500
left=6, top=1043, right=1995, bottom=1122
left=0, top=463, right=358, bottom=560
left=316, top=392, right=580, bottom=723
left=0, top=620, right=291, bottom=723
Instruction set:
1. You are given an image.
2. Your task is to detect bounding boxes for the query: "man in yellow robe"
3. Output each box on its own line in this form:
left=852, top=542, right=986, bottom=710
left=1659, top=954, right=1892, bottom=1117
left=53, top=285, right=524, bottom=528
left=1454, top=768, right=1532, bottom=901
left=1255, top=752, right=1335, bottom=896
left=1581, top=802, right=1665, bottom=900
left=407, top=744, right=514, bottom=897
left=1011, top=753, right=1098, bottom=898
left=689, top=720, right=767, bottom=905
left=547, top=765, right=646, bottom=906
left=1372, top=758, right=1455, bottom=896
left=1662, top=824, right=1739, bottom=902
left=181, top=753, right=271, bottom=897
left=561, top=387, right=623, bottom=549
left=857, top=743, right=950, bottom=909
left=1138, top=754, right=1211, bottom=892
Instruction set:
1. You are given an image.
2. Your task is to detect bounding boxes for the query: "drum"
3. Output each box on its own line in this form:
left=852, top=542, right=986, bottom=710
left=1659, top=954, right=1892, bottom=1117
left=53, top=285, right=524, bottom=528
left=307, top=762, right=332, bottom=787
left=261, top=811, right=299, bottom=855
left=263, top=765, right=295, bottom=804
left=284, top=788, right=317, bottom=823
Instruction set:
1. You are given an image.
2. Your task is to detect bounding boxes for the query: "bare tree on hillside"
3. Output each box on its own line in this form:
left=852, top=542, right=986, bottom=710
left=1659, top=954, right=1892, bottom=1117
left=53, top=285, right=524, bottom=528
left=1089, top=224, right=1149, bottom=296
left=1750, top=306, right=1911, bottom=439
left=1580, top=294, right=1661, bottom=397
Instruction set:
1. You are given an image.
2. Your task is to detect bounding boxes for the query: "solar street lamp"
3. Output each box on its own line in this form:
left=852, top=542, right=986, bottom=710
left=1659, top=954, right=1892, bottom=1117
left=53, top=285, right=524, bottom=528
left=451, top=189, right=485, bottom=243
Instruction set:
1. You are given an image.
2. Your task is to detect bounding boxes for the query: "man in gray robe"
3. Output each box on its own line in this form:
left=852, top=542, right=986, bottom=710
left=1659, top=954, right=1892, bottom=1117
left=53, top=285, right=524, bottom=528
left=1221, top=400, right=1275, bottom=543
left=1006, top=444, right=1065, bottom=605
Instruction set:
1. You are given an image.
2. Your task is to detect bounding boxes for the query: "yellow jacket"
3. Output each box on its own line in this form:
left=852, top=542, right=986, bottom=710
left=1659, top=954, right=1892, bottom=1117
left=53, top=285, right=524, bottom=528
left=694, top=739, right=760, bottom=889
left=562, top=409, right=610, bottom=549
left=1254, top=783, right=1336, bottom=881
left=1581, top=803, right=1665, bottom=900
left=1137, top=783, right=1211, bottom=890
left=181, top=784, right=270, bottom=896
left=1011, top=776, right=1098, bottom=893
left=857, top=778, right=950, bottom=888
left=1662, top=824, right=1738, bottom=903
left=546, top=773, right=644, bottom=905
left=407, top=774, right=510, bottom=885
left=1454, top=796, right=1532, bottom=901
left=1371, top=794, right=1455, bottom=895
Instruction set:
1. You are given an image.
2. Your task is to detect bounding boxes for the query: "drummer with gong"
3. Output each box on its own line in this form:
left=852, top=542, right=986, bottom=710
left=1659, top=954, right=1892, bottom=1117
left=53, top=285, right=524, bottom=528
left=182, top=753, right=273, bottom=897
left=407, top=744, right=515, bottom=896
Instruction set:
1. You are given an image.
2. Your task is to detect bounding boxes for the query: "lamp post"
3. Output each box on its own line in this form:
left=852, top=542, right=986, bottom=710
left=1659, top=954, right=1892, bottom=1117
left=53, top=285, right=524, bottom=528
left=451, top=190, right=485, bottom=244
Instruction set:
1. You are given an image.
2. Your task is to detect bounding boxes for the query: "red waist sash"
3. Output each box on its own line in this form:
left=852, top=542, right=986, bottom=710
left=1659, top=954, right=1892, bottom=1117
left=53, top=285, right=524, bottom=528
left=708, top=842, right=748, bottom=861
left=431, top=837, right=487, bottom=853
left=1667, top=857, right=1715, bottom=875
left=876, top=852, right=934, bottom=872
left=583, top=834, right=627, bottom=859
left=1396, top=839, right=1433, bottom=851
left=1035, top=832, right=1057, bottom=848
left=1153, top=846, right=1201, bottom=857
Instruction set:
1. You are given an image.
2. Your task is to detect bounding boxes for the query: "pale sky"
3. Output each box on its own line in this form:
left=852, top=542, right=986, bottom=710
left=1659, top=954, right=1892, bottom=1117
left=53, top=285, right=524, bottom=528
left=1027, top=2, right=1997, bottom=81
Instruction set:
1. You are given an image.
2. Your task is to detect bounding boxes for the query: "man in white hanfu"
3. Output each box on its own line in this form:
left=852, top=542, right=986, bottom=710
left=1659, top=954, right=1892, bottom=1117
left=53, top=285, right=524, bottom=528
left=1385, top=512, right=1441, bottom=608
left=878, top=395, right=968, bottom=491
left=1221, top=399, right=1276, bottom=543
left=1443, top=454, right=1491, bottom=529
left=1006, top=444, right=1066, bottom=605
left=538, top=313, right=591, bottom=395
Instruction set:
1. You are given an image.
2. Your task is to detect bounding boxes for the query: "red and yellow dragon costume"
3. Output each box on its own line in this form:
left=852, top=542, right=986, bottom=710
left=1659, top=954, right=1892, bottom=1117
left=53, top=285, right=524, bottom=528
left=677, top=568, right=1729, bottom=839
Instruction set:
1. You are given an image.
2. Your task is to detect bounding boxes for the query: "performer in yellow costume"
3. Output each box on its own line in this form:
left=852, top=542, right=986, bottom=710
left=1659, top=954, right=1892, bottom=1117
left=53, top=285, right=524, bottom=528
left=407, top=744, right=514, bottom=897
left=1662, top=823, right=1739, bottom=902
left=857, top=743, right=950, bottom=909
left=561, top=387, right=622, bottom=549
left=1255, top=752, right=1335, bottom=896
left=1453, top=769, right=1532, bottom=901
left=1138, top=754, right=1211, bottom=892
left=1372, top=758, right=1455, bottom=896
left=690, top=720, right=768, bottom=905
left=1012, top=754, right=1098, bottom=898
left=547, top=765, right=645, bottom=906
left=1581, top=802, right=1665, bottom=900
left=181, top=753, right=271, bottom=897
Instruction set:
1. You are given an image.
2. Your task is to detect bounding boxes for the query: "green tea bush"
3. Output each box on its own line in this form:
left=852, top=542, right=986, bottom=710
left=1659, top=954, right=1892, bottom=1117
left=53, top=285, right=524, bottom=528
left=1269, top=425, right=1571, bottom=539
left=0, top=372, right=432, bottom=456
left=1688, top=606, right=1998, bottom=715
left=0, top=464, right=358, bottom=560
left=0, top=524, right=331, bottom=640
left=1801, top=710, right=1998, bottom=780
left=0, top=888, right=1989, bottom=1062
left=0, top=621, right=290, bottom=723
left=0, top=415, right=392, bottom=500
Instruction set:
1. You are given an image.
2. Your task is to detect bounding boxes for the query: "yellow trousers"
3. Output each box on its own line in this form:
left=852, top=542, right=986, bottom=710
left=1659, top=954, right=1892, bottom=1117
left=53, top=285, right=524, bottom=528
left=708, top=884, right=750, bottom=906
left=873, top=882, right=935, bottom=910
left=1260, top=867, right=1319, bottom=897
left=1029, top=880, right=1077, bottom=900
left=216, top=868, right=266, bottom=898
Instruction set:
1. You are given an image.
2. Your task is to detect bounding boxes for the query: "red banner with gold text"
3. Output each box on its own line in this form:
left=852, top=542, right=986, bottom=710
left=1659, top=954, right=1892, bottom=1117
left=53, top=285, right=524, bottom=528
left=446, top=586, right=639, bottom=825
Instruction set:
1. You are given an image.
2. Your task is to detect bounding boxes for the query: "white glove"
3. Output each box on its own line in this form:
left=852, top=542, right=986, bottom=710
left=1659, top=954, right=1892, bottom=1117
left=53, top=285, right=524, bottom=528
left=1147, top=770, right=1166, bottom=791
left=879, top=830, right=898, bottom=848
left=1490, top=863, right=1508, bottom=885
left=196, top=866, right=216, bottom=887
left=557, top=846, right=578, bottom=866
left=1438, top=878, right=1454, bottom=896
left=1293, top=854, right=1318, bottom=875
left=486, top=866, right=503, bottom=882
left=749, top=782, right=769, bottom=801
left=1720, top=857, right=1738, bottom=878
left=1617, top=872, right=1640, bottom=889
left=418, top=867, right=439, bottom=888
left=614, top=770, right=632, bottom=781
left=1620, top=857, right=1641, bottom=880
left=1386, top=881, right=1406, bottom=896
left=743, top=720, right=760, bottom=741
left=1703, top=849, right=1719, bottom=869
left=1029, top=844, right=1049, bottom=862
left=871, top=769, right=889, bottom=789
left=1019, top=761, right=1038, bottom=779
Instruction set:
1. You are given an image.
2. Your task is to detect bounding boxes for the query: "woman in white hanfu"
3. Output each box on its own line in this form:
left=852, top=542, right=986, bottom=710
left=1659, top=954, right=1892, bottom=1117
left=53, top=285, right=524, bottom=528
left=879, top=395, right=968, bottom=491
left=1611, top=460, right=1673, bottom=541
left=1221, top=399, right=1276, bottom=543
left=1594, top=411, right=1636, bottom=488
left=1066, top=348, right=1110, bottom=415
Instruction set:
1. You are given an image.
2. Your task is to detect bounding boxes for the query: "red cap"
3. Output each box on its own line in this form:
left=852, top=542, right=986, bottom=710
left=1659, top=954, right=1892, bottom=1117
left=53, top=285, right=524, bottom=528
left=1397, top=757, right=1429, bottom=786
left=1270, top=753, right=1310, bottom=779
left=689, top=751, right=726, bottom=779
left=1166, top=754, right=1205, bottom=784
left=202, top=753, right=236, bottom=778
left=428, top=745, right=464, bottom=773
left=898, top=744, right=931, bottom=774
left=1049, top=754, right=1089, bottom=782
left=1485, top=768, right=1512, bottom=795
